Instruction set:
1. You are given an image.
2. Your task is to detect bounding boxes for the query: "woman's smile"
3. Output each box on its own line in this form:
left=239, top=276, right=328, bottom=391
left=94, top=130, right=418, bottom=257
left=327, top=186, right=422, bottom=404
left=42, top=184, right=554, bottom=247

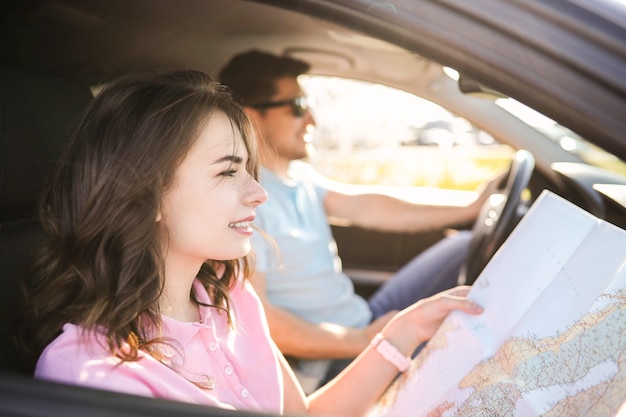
left=228, top=216, right=255, bottom=235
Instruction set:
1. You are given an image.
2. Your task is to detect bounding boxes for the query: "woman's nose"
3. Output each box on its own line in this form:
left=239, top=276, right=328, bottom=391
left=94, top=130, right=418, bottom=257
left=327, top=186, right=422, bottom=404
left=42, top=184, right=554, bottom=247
left=246, top=178, right=268, bottom=207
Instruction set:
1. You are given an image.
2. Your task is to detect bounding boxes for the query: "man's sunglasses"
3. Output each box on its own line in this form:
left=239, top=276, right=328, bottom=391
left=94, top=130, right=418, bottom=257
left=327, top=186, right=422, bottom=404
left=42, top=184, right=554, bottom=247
left=249, top=97, right=309, bottom=117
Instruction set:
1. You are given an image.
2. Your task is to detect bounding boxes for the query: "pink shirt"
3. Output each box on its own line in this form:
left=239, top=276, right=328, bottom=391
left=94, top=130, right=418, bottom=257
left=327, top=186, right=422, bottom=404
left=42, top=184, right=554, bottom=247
left=35, top=279, right=283, bottom=414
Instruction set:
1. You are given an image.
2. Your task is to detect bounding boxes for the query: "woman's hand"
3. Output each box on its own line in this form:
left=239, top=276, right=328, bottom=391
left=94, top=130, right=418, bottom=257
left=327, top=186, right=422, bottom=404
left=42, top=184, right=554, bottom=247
left=380, top=286, right=483, bottom=354
left=300, top=286, right=483, bottom=416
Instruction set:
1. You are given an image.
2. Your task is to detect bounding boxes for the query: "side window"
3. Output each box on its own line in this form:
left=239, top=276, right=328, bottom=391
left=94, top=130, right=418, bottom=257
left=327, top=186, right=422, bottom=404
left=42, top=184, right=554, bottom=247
left=300, top=75, right=514, bottom=196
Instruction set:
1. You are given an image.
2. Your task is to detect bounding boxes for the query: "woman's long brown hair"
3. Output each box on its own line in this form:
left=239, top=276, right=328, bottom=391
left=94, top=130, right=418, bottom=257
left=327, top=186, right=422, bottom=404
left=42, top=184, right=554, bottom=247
left=20, top=69, right=259, bottom=362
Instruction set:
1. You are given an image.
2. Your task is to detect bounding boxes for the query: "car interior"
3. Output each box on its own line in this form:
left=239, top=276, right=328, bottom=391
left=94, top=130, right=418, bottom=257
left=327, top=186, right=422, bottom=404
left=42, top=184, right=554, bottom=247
left=0, top=69, right=94, bottom=374
left=1, top=0, right=625, bottom=415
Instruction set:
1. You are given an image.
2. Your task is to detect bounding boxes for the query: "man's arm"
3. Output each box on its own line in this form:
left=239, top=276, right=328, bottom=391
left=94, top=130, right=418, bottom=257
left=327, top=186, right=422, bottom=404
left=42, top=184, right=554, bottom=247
left=323, top=173, right=503, bottom=233
left=250, top=270, right=395, bottom=359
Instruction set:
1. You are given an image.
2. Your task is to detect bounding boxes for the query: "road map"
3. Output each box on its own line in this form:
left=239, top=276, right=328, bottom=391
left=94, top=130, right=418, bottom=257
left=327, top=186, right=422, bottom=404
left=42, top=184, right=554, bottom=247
left=368, top=190, right=626, bottom=417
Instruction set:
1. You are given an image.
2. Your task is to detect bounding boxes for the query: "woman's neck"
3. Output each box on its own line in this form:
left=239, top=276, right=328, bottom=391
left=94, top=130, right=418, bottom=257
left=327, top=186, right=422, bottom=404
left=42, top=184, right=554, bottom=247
left=161, top=256, right=202, bottom=322
left=160, top=290, right=201, bottom=322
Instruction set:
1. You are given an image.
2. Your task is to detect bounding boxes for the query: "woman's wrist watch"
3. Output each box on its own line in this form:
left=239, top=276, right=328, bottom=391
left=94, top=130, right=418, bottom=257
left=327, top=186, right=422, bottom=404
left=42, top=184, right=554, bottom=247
left=370, top=333, right=411, bottom=372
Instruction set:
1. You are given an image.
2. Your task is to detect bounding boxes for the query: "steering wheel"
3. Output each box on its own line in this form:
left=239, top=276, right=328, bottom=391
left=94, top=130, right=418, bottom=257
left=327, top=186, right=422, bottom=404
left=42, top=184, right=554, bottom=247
left=458, top=149, right=535, bottom=285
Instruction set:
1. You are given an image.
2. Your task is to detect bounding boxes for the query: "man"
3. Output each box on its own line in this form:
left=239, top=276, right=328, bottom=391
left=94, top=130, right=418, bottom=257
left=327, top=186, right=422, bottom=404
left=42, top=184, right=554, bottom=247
left=219, top=50, right=499, bottom=391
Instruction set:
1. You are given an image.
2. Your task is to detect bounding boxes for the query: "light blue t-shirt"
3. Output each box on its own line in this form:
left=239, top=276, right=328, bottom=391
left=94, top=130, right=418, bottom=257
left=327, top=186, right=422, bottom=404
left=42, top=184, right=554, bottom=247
left=252, top=161, right=372, bottom=328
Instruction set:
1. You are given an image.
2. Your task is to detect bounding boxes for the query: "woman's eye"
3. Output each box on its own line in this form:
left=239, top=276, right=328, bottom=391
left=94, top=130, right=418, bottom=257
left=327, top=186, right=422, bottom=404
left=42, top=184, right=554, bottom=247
left=220, top=169, right=237, bottom=177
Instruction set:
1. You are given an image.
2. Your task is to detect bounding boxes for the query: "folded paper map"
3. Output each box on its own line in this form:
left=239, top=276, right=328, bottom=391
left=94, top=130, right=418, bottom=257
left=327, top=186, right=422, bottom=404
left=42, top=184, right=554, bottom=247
left=368, top=190, right=626, bottom=417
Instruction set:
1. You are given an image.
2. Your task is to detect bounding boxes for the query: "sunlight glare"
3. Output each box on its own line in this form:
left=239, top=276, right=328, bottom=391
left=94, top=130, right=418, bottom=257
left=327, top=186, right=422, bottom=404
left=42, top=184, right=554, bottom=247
left=443, top=67, right=460, bottom=81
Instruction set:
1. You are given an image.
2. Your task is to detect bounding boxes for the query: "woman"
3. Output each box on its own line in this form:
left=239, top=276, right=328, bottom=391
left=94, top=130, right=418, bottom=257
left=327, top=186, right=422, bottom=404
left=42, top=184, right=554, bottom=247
left=21, top=69, right=482, bottom=416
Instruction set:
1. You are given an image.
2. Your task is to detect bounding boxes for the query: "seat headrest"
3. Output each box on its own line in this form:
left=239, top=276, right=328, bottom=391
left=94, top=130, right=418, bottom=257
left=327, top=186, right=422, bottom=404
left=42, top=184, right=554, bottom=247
left=0, top=69, right=93, bottom=222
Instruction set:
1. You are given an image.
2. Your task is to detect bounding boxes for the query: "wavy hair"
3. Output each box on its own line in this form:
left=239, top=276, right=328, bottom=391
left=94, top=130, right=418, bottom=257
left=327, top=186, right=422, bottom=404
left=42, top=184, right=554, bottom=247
left=21, top=69, right=258, bottom=362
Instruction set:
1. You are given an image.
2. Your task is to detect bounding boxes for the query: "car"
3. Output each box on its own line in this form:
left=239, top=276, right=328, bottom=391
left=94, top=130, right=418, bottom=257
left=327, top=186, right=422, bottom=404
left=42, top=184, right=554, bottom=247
left=400, top=118, right=496, bottom=147
left=1, top=0, right=625, bottom=415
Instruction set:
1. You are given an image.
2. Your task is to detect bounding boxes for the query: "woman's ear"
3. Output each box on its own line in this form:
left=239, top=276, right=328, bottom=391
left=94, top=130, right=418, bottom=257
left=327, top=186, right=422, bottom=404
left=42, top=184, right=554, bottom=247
left=156, top=209, right=162, bottom=222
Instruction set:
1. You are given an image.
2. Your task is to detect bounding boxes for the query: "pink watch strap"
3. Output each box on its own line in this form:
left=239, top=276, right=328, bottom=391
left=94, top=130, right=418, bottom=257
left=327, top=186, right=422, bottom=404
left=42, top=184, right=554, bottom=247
left=371, top=333, right=411, bottom=372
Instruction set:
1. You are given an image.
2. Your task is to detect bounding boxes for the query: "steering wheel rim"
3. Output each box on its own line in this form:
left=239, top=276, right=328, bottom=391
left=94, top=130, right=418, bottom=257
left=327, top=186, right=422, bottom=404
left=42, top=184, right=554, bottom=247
left=459, top=149, right=535, bottom=285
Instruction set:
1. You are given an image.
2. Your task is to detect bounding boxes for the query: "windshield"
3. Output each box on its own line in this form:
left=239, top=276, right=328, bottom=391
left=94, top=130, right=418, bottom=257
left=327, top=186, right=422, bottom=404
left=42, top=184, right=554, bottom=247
left=299, top=75, right=512, bottom=193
